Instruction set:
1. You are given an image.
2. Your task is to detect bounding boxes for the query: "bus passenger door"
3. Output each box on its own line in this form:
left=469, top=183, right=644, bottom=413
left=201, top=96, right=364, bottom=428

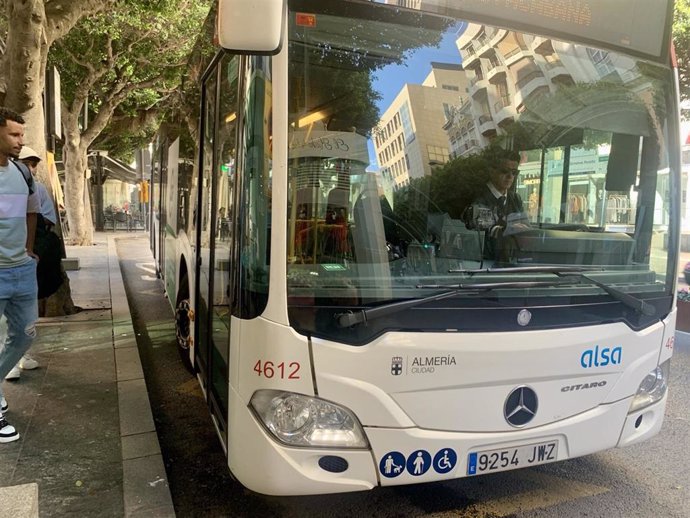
left=195, top=54, right=240, bottom=445
left=154, top=140, right=168, bottom=279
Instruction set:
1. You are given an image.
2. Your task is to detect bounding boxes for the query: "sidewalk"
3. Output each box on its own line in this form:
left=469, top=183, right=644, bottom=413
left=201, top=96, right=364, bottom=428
left=0, top=233, right=173, bottom=518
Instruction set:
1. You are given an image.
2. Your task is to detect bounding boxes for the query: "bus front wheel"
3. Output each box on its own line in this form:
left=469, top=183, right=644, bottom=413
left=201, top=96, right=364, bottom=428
left=175, top=296, right=194, bottom=373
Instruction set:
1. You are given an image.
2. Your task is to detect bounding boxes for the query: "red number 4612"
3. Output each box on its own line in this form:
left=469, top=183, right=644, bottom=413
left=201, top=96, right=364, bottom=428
left=253, top=360, right=301, bottom=379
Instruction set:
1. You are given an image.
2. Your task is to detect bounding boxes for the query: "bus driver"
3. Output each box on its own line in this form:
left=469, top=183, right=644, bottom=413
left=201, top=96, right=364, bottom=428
left=464, top=147, right=528, bottom=261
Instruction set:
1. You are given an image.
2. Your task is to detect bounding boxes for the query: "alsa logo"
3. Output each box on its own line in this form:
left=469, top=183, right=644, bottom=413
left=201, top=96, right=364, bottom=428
left=580, top=345, right=622, bottom=368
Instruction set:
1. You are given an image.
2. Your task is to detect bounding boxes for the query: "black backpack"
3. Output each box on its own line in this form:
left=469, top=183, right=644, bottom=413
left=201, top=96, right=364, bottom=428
left=11, top=159, right=35, bottom=195
left=35, top=225, right=63, bottom=298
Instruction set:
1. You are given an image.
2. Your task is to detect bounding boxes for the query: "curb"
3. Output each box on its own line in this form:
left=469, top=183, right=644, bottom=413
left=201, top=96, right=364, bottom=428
left=107, top=236, right=175, bottom=517
left=0, top=483, right=39, bottom=518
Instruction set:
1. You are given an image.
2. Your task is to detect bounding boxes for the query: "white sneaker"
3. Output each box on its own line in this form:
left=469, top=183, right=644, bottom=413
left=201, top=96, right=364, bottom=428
left=0, top=413, right=19, bottom=443
left=0, top=397, right=6, bottom=412
left=4, top=366, right=20, bottom=381
left=19, top=355, right=38, bottom=370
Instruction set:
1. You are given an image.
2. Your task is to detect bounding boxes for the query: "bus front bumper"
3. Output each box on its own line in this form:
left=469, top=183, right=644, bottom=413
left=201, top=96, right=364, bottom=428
left=227, top=391, right=667, bottom=495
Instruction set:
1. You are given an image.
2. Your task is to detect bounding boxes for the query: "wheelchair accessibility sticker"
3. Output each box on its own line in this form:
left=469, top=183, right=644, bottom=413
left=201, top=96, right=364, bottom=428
left=379, top=448, right=457, bottom=478
left=433, top=448, right=457, bottom=474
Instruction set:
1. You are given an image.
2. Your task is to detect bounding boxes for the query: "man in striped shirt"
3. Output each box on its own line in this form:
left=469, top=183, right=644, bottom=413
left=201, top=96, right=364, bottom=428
left=0, top=108, right=40, bottom=443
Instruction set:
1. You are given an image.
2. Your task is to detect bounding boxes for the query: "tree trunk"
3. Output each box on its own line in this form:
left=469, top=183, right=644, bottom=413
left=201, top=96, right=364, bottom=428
left=39, top=267, right=82, bottom=317
left=1, top=1, right=49, bottom=172
left=2, top=1, right=45, bottom=107
left=63, top=111, right=93, bottom=245
left=1, top=0, right=111, bottom=316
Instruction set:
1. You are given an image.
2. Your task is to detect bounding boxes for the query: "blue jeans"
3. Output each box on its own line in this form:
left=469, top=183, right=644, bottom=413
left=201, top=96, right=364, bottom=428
left=0, top=260, right=38, bottom=399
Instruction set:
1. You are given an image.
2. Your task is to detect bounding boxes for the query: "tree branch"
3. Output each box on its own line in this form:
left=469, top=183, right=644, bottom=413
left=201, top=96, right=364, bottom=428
left=45, top=0, right=113, bottom=44
left=62, top=45, right=94, bottom=72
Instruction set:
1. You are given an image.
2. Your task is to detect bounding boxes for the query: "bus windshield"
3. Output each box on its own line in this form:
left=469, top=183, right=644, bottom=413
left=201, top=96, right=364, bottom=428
left=285, top=0, right=678, bottom=342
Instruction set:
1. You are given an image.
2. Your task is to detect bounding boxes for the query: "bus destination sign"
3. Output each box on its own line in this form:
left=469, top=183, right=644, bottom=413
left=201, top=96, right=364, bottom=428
left=429, top=0, right=673, bottom=63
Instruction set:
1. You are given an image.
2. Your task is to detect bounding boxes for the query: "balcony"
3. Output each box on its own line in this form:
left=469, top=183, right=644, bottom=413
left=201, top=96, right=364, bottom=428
left=459, top=139, right=482, bottom=157
left=495, top=105, right=517, bottom=126
left=465, top=138, right=481, bottom=150
left=544, top=60, right=570, bottom=81
left=462, top=44, right=478, bottom=67
left=475, top=35, right=494, bottom=58
left=514, top=85, right=550, bottom=108
left=503, top=46, right=531, bottom=66
left=487, top=63, right=508, bottom=81
left=532, top=36, right=554, bottom=56
left=489, top=28, right=508, bottom=47
left=493, top=96, right=515, bottom=125
left=477, top=114, right=497, bottom=136
left=493, top=96, right=510, bottom=113
left=514, top=70, right=549, bottom=104
left=469, top=76, right=489, bottom=97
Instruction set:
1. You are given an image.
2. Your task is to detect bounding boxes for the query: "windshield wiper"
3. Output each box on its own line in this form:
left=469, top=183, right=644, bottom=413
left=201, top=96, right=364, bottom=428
left=568, top=273, right=656, bottom=316
left=335, top=278, right=577, bottom=328
left=452, top=266, right=655, bottom=316
left=335, top=268, right=656, bottom=327
left=449, top=265, right=604, bottom=275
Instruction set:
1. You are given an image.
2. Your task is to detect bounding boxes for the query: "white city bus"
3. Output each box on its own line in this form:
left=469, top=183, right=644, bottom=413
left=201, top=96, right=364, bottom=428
left=150, top=0, right=680, bottom=495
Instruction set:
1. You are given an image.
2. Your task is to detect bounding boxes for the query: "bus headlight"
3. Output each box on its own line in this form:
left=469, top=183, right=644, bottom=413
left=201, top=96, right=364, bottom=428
left=628, top=360, right=670, bottom=413
left=250, top=390, right=369, bottom=449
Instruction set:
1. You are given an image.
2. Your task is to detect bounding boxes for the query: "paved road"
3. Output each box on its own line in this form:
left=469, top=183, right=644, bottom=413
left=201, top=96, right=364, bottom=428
left=117, top=235, right=690, bottom=517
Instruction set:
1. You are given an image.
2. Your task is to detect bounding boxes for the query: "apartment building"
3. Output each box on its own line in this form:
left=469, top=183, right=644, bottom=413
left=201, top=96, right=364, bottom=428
left=444, top=23, right=667, bottom=230
left=447, top=22, right=645, bottom=158
left=373, top=62, right=469, bottom=192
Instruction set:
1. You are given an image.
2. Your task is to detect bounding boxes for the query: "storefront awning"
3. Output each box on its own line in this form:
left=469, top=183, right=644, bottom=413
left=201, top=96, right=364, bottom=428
left=88, top=153, right=139, bottom=184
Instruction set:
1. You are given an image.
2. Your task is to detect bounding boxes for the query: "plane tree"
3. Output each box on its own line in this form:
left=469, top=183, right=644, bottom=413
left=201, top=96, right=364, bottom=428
left=48, top=0, right=210, bottom=245
left=0, top=0, right=114, bottom=316
left=0, top=0, right=112, bottom=178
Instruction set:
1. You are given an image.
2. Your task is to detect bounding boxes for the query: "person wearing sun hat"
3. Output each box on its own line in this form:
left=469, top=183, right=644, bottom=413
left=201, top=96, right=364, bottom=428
left=17, top=144, right=64, bottom=305
left=3, top=145, right=54, bottom=382
left=18, top=146, right=57, bottom=228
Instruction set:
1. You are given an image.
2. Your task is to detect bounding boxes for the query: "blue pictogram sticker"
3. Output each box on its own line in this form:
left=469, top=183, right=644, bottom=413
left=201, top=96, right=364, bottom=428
left=406, top=449, right=432, bottom=476
left=433, top=448, right=457, bottom=474
left=467, top=452, right=478, bottom=475
left=379, top=451, right=406, bottom=478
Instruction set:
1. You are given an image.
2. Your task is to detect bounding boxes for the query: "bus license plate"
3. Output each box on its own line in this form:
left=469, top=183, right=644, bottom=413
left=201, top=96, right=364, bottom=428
left=467, top=440, right=558, bottom=475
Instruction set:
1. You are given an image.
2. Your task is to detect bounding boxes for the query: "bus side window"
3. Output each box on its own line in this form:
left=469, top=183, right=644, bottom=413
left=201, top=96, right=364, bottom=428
left=237, top=56, right=272, bottom=319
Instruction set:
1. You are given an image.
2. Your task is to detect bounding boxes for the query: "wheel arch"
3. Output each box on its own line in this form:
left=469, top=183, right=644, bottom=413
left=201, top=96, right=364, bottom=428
left=174, top=253, right=195, bottom=373
left=177, top=256, right=190, bottom=301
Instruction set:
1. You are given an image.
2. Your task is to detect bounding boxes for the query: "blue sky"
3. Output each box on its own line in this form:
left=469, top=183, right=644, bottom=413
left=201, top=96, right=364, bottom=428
left=373, top=21, right=465, bottom=111
left=366, top=22, right=466, bottom=171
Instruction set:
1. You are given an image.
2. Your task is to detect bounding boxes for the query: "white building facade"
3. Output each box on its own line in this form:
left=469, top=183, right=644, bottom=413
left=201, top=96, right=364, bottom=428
left=373, top=63, right=469, bottom=192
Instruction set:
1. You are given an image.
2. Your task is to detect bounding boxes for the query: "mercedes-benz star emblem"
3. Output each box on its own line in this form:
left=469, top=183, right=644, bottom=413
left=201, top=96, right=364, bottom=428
left=504, top=386, right=538, bottom=427
left=517, top=309, right=532, bottom=326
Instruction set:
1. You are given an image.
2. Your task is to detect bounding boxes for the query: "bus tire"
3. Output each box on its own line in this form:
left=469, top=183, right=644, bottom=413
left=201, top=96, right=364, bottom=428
left=175, top=282, right=194, bottom=374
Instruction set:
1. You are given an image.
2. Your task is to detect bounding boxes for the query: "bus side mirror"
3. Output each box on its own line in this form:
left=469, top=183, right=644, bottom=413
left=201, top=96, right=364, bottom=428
left=217, top=0, right=285, bottom=54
